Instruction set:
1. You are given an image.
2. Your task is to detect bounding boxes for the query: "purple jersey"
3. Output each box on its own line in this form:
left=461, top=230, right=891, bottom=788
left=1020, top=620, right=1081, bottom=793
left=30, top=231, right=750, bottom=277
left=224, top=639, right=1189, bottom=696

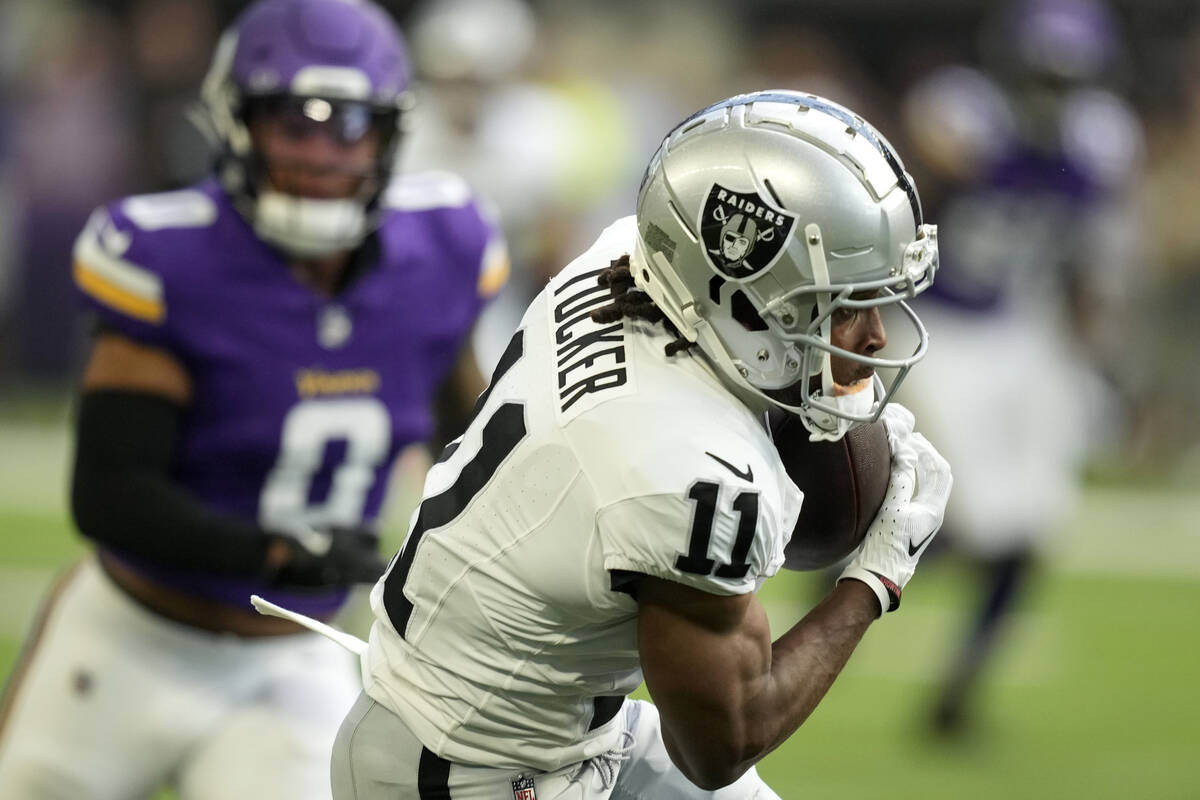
left=927, top=145, right=1099, bottom=313
left=72, top=172, right=508, bottom=615
left=922, top=86, right=1142, bottom=316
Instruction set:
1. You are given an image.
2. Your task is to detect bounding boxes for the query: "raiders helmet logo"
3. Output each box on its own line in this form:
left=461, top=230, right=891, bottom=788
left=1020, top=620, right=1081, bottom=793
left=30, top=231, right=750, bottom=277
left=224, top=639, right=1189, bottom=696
left=700, top=183, right=796, bottom=279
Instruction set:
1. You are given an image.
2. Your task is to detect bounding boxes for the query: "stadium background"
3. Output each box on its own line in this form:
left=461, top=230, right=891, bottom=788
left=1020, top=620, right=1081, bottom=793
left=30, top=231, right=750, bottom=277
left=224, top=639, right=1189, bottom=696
left=1, top=0, right=1197, bottom=797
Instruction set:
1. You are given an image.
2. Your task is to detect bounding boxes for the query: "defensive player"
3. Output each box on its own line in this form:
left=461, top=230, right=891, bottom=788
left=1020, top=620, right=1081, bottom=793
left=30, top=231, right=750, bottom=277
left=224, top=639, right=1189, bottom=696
left=0, top=1, right=507, bottom=797
left=897, top=0, right=1144, bottom=734
left=328, top=91, right=952, bottom=798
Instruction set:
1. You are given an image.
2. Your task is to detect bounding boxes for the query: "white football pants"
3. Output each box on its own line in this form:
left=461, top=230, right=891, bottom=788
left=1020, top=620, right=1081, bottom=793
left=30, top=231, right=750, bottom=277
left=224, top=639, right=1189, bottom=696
left=333, top=692, right=781, bottom=800
left=0, top=556, right=360, bottom=799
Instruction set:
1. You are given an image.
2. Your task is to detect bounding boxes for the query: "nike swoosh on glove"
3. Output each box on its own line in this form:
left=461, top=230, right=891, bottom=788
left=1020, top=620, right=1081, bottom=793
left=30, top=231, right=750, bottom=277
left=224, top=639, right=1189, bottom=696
left=838, top=403, right=952, bottom=615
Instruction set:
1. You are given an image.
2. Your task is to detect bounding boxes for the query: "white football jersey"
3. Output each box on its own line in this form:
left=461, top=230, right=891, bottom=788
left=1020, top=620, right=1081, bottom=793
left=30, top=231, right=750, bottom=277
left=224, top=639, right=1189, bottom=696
left=363, top=216, right=803, bottom=772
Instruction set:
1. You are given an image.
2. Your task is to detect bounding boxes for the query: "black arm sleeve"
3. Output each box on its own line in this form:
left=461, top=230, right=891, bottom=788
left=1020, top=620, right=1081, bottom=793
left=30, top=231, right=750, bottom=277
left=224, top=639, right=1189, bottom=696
left=71, top=389, right=272, bottom=577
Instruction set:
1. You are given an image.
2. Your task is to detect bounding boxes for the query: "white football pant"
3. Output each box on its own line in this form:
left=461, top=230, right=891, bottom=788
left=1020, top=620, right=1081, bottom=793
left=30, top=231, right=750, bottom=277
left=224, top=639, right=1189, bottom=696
left=333, top=692, right=781, bottom=800
left=0, top=556, right=360, bottom=799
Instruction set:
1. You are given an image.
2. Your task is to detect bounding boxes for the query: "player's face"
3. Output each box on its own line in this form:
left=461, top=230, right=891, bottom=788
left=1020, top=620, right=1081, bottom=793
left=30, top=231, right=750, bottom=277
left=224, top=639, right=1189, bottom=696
left=763, top=290, right=888, bottom=407
left=827, top=290, right=887, bottom=386
left=249, top=97, right=383, bottom=200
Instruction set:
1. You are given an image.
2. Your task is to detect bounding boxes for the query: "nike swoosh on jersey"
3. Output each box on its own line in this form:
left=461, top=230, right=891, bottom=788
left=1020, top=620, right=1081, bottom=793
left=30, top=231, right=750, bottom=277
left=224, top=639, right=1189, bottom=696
left=704, top=452, right=754, bottom=482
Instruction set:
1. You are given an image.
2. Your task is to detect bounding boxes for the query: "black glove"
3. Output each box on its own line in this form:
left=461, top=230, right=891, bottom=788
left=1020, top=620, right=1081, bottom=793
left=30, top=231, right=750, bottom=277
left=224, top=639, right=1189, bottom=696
left=266, top=527, right=387, bottom=588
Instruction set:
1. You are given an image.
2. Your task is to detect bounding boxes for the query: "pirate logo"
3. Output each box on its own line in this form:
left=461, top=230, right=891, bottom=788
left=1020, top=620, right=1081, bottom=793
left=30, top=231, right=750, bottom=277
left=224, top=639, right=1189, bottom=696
left=700, top=183, right=796, bottom=279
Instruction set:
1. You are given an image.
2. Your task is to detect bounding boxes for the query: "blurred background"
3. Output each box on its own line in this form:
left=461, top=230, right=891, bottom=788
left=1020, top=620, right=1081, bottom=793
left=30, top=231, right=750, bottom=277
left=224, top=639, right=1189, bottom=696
left=1, top=0, right=1197, bottom=797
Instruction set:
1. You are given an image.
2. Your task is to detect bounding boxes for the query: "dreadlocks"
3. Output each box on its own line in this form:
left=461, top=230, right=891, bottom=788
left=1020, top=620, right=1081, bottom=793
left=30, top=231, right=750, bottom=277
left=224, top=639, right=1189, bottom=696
left=590, top=255, right=695, bottom=357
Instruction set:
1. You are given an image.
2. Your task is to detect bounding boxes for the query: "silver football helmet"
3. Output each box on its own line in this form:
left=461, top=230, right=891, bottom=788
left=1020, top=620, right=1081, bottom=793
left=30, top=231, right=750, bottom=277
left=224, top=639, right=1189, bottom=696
left=632, top=90, right=939, bottom=440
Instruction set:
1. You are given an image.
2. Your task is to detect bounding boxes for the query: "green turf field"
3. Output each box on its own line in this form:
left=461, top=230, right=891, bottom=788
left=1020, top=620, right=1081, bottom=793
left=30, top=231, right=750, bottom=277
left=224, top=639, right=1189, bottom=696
left=2, top=414, right=1197, bottom=798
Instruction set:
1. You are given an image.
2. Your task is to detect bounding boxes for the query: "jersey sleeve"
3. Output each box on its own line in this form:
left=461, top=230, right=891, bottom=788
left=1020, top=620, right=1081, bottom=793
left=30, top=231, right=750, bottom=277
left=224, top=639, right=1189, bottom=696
left=596, top=482, right=789, bottom=597
left=385, top=170, right=511, bottom=302
left=584, top=405, right=796, bottom=597
left=434, top=187, right=510, bottom=307
left=71, top=202, right=174, bottom=349
left=562, top=329, right=801, bottom=596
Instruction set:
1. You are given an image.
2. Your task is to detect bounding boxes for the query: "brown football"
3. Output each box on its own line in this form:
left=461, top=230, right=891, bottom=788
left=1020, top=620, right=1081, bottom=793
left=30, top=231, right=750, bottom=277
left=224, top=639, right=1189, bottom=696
left=773, top=414, right=891, bottom=571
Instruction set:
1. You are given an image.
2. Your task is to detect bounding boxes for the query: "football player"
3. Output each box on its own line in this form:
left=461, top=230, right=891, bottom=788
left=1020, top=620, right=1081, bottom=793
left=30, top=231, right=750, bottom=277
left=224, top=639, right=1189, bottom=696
left=896, top=0, right=1144, bottom=735
left=0, top=1, right=507, bottom=797
left=320, top=91, right=952, bottom=798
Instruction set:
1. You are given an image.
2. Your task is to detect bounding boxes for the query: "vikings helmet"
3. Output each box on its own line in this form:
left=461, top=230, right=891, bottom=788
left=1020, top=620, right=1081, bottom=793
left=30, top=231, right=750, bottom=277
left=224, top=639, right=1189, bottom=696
left=982, top=0, right=1122, bottom=84
left=633, top=90, right=938, bottom=440
left=201, top=0, right=413, bottom=258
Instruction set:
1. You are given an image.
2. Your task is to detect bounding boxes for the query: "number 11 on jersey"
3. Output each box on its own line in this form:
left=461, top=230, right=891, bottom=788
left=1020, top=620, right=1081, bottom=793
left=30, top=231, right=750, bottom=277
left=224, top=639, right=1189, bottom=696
left=675, top=481, right=759, bottom=580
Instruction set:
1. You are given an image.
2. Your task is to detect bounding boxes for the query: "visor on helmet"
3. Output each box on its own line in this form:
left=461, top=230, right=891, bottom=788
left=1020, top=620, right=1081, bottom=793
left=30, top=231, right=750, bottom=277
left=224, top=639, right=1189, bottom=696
left=245, top=95, right=399, bottom=148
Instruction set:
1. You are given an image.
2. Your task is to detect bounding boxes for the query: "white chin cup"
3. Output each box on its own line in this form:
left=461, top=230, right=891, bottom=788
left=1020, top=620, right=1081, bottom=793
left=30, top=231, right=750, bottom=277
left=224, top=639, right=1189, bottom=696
left=799, top=377, right=878, bottom=442
left=253, top=190, right=367, bottom=258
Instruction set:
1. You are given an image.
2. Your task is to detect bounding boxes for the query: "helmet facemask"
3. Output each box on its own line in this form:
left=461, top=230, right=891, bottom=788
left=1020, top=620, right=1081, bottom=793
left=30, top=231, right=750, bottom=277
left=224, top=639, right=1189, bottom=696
left=199, top=0, right=414, bottom=259
left=239, top=93, right=405, bottom=257
left=762, top=223, right=937, bottom=438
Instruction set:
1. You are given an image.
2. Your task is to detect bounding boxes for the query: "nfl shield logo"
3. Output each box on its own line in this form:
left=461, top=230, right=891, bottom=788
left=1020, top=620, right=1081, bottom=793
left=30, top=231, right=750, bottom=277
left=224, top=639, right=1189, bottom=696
left=700, top=183, right=796, bottom=279
left=511, top=774, right=537, bottom=800
left=317, top=304, right=353, bottom=349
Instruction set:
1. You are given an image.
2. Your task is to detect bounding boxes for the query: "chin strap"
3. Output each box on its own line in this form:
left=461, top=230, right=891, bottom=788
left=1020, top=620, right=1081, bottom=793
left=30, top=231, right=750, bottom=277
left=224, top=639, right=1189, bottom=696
left=798, top=222, right=846, bottom=440
left=801, top=375, right=879, bottom=441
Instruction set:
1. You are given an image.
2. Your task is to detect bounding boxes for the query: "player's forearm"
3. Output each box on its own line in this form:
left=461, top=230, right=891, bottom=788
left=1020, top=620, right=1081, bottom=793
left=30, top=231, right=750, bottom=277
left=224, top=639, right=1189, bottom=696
left=72, top=390, right=271, bottom=576
left=73, top=468, right=271, bottom=575
left=752, top=579, right=878, bottom=755
left=691, top=580, right=878, bottom=785
left=642, top=579, right=878, bottom=789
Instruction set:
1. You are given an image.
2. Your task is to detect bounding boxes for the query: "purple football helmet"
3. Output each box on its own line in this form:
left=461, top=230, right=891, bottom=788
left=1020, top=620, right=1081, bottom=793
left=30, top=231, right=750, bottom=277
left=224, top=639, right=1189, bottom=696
left=201, top=0, right=414, bottom=257
left=983, top=0, right=1122, bottom=83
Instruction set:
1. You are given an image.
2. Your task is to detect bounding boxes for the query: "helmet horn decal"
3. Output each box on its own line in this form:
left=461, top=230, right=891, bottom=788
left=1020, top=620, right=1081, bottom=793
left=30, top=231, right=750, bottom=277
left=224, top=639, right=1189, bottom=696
left=700, top=183, right=796, bottom=279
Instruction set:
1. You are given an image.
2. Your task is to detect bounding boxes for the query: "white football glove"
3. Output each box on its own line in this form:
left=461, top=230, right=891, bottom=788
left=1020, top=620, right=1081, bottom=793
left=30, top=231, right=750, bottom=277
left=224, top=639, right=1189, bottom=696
left=838, top=403, right=952, bottom=615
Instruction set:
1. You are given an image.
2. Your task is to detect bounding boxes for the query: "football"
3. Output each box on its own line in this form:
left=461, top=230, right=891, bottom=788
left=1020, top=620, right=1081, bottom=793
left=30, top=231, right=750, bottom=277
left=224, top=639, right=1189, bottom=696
left=773, top=414, right=891, bottom=571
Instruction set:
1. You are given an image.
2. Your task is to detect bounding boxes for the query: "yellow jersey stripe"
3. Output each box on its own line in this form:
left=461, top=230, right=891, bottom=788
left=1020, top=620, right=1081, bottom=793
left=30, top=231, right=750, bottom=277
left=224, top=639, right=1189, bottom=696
left=477, top=235, right=511, bottom=298
left=478, top=257, right=511, bottom=298
left=74, top=260, right=165, bottom=323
